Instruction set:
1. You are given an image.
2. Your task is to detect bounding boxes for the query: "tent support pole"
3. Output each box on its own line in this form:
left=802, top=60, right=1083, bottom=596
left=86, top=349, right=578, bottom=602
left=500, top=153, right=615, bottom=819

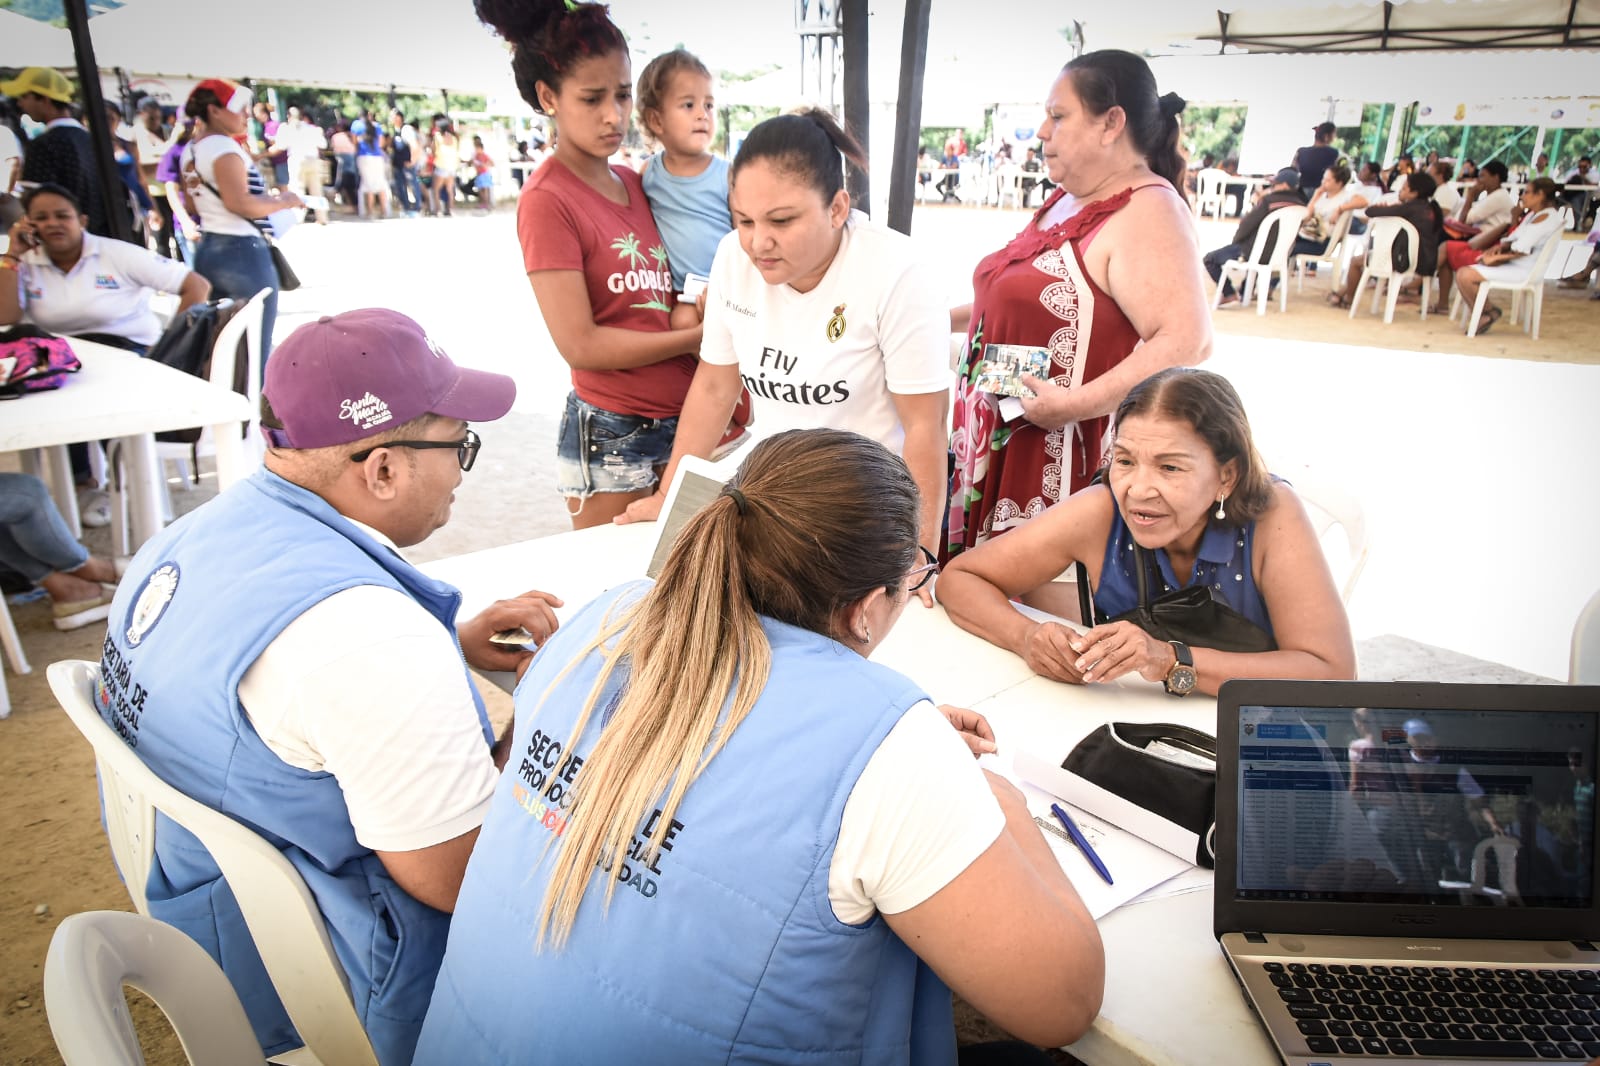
left=63, top=0, right=133, bottom=244
left=886, top=0, right=931, bottom=235
left=841, top=0, right=869, bottom=213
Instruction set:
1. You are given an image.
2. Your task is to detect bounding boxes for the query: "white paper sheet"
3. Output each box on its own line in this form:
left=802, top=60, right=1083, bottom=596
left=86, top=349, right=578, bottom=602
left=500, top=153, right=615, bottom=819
left=1002, top=757, right=1192, bottom=920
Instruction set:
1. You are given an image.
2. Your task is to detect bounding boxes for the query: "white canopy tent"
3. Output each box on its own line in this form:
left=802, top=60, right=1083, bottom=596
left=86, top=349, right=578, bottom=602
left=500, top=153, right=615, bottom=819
left=0, top=10, right=77, bottom=68
left=85, top=0, right=522, bottom=96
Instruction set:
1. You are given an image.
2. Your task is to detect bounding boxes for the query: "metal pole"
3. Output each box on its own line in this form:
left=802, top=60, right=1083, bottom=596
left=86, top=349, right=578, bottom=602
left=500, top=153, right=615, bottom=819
left=62, top=0, right=134, bottom=244
left=841, top=0, right=869, bottom=213
left=886, top=0, right=932, bottom=235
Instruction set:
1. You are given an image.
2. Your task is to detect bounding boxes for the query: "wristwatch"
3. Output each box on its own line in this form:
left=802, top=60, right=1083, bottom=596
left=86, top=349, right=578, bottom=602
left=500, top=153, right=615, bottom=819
left=1163, top=641, right=1197, bottom=697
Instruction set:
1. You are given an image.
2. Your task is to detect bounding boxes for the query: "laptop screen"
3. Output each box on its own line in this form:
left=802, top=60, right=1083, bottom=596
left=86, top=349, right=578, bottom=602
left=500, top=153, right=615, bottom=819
left=1235, top=702, right=1597, bottom=910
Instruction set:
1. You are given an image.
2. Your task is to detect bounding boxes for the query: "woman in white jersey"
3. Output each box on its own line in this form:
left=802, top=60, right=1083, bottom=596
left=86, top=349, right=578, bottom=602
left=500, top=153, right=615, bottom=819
left=619, top=110, right=950, bottom=575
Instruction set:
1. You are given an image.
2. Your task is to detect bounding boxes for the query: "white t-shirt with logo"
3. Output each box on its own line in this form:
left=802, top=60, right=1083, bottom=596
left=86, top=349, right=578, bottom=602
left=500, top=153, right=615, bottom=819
left=15, top=234, right=192, bottom=347
left=701, top=211, right=949, bottom=454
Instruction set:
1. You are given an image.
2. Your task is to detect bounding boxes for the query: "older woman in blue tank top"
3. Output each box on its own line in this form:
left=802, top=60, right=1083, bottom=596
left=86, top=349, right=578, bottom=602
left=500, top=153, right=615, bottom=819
left=940, top=368, right=1355, bottom=698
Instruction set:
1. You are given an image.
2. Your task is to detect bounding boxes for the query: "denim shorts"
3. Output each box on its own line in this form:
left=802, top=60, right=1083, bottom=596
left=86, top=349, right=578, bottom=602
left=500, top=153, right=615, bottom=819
left=555, top=392, right=678, bottom=498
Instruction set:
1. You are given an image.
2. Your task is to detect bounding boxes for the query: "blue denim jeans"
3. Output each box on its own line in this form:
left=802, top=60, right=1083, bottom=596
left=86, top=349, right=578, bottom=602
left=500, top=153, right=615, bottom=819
left=0, top=472, right=88, bottom=583
left=194, top=231, right=279, bottom=367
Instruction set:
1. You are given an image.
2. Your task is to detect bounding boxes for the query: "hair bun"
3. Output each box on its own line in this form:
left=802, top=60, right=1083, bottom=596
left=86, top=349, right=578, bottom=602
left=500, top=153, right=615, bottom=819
left=1159, top=92, right=1186, bottom=119
left=474, top=0, right=562, bottom=42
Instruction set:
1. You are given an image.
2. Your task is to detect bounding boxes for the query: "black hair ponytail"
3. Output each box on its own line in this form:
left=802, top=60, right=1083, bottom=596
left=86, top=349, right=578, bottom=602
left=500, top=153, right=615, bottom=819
left=732, top=108, right=867, bottom=204
left=476, top=0, right=628, bottom=115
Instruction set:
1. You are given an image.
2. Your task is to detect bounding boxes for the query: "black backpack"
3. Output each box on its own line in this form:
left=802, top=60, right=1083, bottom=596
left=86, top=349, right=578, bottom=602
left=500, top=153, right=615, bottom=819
left=145, top=297, right=249, bottom=444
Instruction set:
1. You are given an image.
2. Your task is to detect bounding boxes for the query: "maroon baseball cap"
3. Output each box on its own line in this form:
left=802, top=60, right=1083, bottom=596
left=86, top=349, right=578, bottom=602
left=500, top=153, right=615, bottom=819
left=262, top=309, right=515, bottom=449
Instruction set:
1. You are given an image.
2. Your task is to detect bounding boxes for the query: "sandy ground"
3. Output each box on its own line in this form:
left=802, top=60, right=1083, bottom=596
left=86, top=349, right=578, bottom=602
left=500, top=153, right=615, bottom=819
left=1, top=197, right=1596, bottom=1063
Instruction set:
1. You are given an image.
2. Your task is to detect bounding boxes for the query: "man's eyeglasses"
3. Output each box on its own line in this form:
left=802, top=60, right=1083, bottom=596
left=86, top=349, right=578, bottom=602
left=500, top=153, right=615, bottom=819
left=905, top=545, right=939, bottom=593
left=350, top=429, right=481, bottom=471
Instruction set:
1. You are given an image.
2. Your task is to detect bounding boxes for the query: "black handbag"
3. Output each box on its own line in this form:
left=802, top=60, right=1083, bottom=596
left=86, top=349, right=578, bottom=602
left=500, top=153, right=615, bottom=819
left=1062, top=722, right=1219, bottom=867
left=1076, top=540, right=1276, bottom=654
left=268, top=242, right=301, bottom=291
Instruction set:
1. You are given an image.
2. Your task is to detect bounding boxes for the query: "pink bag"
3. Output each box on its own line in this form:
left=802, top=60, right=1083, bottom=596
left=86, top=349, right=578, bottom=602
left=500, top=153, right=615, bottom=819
left=0, top=326, right=81, bottom=398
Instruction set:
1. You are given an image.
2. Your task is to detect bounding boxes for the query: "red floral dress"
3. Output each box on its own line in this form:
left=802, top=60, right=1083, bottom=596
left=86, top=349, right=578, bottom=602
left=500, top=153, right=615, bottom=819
left=946, top=184, right=1157, bottom=558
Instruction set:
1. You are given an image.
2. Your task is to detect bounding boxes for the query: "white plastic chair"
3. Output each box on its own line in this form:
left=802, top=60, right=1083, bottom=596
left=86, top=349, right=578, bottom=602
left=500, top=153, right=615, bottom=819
left=0, top=596, right=30, bottom=720
left=47, top=660, right=380, bottom=1066
left=1439, top=836, right=1522, bottom=906
left=1271, top=460, right=1371, bottom=605
left=157, top=288, right=270, bottom=491
left=45, top=909, right=268, bottom=1066
left=1293, top=208, right=1356, bottom=292
left=1194, top=168, right=1231, bottom=220
left=1450, top=210, right=1570, bottom=339
left=1212, top=205, right=1307, bottom=316
left=1572, top=587, right=1600, bottom=683
left=1348, top=217, right=1432, bottom=324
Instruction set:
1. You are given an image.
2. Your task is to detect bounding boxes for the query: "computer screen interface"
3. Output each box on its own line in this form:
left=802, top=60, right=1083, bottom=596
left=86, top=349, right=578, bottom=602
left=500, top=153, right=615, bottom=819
left=1236, top=704, right=1596, bottom=909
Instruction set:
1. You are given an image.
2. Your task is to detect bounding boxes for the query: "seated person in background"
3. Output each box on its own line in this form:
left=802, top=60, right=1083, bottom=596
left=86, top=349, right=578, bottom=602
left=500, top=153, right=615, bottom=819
left=1428, top=159, right=1458, bottom=215
left=1557, top=243, right=1600, bottom=296
left=1202, top=166, right=1306, bottom=305
left=1562, top=155, right=1596, bottom=225
left=0, top=472, right=123, bottom=631
left=1459, top=158, right=1479, bottom=181
left=1454, top=177, right=1565, bottom=334
left=0, top=183, right=209, bottom=353
left=99, top=309, right=564, bottom=1065
left=1385, top=153, right=1414, bottom=194
left=939, top=368, right=1356, bottom=699
left=1292, top=158, right=1366, bottom=260
left=1444, top=159, right=1513, bottom=240
left=415, top=428, right=1104, bottom=1064
left=1021, top=145, right=1044, bottom=204
left=1326, top=170, right=1443, bottom=310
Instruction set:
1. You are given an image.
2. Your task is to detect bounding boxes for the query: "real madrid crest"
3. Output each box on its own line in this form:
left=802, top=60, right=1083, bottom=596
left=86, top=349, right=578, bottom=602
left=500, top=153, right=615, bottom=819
left=826, top=303, right=846, bottom=343
left=126, top=563, right=180, bottom=647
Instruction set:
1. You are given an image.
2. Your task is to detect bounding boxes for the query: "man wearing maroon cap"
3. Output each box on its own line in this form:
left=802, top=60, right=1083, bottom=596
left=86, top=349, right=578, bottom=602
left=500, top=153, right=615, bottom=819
left=98, top=308, right=561, bottom=1065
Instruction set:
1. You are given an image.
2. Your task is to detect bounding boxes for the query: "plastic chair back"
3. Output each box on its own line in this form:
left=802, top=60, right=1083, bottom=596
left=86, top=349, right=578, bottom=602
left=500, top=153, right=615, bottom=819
left=154, top=287, right=269, bottom=489
left=1195, top=168, right=1230, bottom=218
left=47, top=660, right=380, bottom=1066
left=1572, top=588, right=1600, bottom=683
left=1362, top=217, right=1419, bottom=281
left=45, top=910, right=268, bottom=1066
left=1272, top=461, right=1371, bottom=604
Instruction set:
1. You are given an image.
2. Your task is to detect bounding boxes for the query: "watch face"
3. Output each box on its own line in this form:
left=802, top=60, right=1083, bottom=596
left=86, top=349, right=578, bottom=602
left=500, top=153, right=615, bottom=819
left=1166, top=666, right=1198, bottom=696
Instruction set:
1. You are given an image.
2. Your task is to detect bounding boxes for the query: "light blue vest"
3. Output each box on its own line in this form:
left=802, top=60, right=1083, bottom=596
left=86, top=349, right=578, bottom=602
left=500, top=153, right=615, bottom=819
left=415, top=582, right=957, bottom=1065
left=98, top=468, right=492, bottom=1066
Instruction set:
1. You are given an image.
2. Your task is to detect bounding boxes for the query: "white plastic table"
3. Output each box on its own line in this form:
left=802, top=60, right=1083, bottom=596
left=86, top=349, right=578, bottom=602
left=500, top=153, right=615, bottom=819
left=424, top=518, right=1563, bottom=1063
left=0, top=338, right=253, bottom=548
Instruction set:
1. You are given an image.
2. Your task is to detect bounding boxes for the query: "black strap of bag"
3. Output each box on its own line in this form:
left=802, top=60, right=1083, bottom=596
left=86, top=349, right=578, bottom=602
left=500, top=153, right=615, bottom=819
left=146, top=298, right=249, bottom=445
left=194, top=170, right=300, bottom=291
left=1062, top=721, right=1218, bottom=867
left=1075, top=540, right=1276, bottom=654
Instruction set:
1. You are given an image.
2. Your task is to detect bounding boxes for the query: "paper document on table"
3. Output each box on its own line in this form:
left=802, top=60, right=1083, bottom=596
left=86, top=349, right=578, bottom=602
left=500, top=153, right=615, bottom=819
left=1014, top=776, right=1190, bottom=920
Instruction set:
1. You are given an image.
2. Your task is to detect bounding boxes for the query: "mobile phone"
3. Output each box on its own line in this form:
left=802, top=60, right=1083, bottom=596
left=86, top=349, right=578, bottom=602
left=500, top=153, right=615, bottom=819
left=680, top=272, right=709, bottom=303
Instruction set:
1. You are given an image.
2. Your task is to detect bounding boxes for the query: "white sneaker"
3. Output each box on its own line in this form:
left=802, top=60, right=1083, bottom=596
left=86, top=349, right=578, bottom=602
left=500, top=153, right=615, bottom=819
left=79, top=490, right=112, bottom=529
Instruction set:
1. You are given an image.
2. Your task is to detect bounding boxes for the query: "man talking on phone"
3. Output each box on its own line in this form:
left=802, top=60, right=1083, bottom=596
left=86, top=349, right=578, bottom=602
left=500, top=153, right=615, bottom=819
left=97, top=309, right=561, bottom=1066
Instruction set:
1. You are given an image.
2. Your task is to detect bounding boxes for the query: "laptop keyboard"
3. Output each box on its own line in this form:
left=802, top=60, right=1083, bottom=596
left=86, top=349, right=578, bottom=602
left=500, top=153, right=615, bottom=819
left=1264, top=961, right=1600, bottom=1059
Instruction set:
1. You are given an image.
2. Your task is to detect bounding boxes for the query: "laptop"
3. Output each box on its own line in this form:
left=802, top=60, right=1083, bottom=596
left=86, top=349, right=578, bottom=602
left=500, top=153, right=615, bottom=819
left=1214, top=679, right=1600, bottom=1065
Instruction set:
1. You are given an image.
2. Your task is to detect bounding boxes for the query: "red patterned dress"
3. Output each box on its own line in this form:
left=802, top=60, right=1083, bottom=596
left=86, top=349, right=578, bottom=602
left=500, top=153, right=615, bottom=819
left=947, top=184, right=1163, bottom=557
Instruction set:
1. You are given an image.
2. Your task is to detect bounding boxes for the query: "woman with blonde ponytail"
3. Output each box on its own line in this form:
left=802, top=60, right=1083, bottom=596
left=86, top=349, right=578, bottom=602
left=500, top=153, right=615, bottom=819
left=417, top=429, right=1105, bottom=1065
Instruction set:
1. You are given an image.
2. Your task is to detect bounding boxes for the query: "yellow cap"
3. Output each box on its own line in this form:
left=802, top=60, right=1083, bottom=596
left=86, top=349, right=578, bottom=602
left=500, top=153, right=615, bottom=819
left=0, top=67, right=75, bottom=104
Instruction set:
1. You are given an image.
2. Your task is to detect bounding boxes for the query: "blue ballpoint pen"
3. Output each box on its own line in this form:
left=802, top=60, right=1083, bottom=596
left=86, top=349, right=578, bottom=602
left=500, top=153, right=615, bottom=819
left=1050, top=803, right=1114, bottom=885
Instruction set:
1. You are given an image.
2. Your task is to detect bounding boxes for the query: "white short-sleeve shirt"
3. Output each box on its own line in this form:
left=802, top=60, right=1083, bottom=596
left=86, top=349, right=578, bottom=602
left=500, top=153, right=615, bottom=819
left=15, top=233, right=192, bottom=348
left=237, top=523, right=498, bottom=853
left=828, top=699, right=1006, bottom=922
left=1465, top=187, right=1514, bottom=230
left=182, top=135, right=265, bottom=237
left=701, top=211, right=949, bottom=454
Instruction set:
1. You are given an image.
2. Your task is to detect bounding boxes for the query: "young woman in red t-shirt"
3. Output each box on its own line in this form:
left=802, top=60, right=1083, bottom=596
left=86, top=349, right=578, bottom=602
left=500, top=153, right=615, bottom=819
left=477, top=0, right=704, bottom=528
